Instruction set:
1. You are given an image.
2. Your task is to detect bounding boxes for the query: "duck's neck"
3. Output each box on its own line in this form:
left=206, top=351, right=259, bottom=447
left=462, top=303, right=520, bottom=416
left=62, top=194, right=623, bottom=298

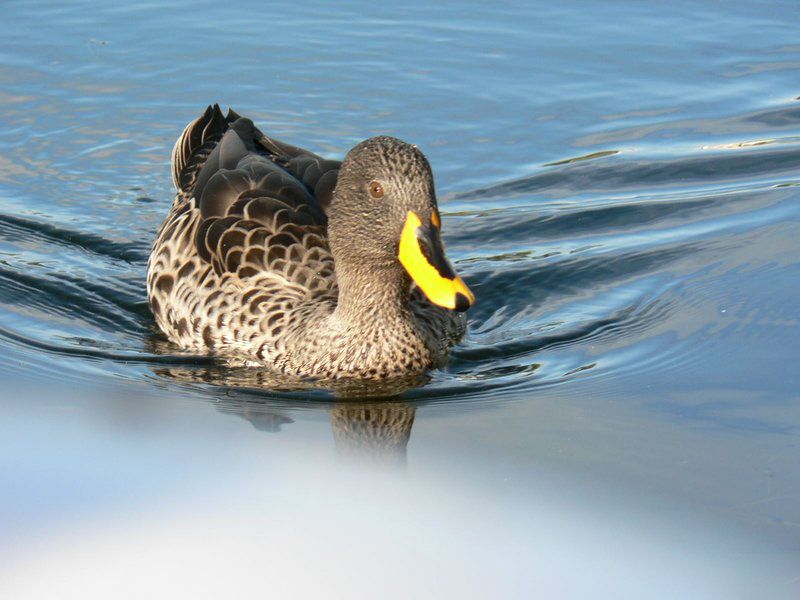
left=332, top=260, right=413, bottom=328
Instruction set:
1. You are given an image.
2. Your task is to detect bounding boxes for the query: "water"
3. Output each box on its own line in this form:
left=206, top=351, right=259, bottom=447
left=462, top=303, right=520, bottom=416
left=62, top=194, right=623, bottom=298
left=2, top=0, right=800, bottom=595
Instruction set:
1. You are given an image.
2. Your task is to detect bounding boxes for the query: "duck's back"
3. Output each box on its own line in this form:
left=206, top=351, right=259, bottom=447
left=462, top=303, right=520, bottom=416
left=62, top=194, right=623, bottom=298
left=147, top=105, right=342, bottom=354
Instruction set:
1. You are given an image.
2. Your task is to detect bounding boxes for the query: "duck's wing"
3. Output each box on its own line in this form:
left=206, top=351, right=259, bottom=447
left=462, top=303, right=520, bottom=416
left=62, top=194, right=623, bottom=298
left=172, top=104, right=341, bottom=213
left=171, top=105, right=341, bottom=297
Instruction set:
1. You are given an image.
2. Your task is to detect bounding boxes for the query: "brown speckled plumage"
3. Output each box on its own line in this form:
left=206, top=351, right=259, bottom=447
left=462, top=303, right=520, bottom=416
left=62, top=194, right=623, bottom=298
left=147, top=105, right=467, bottom=380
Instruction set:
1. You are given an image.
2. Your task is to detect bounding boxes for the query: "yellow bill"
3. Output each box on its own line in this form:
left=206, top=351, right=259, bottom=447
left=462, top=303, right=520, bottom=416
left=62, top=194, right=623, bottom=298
left=398, top=210, right=475, bottom=312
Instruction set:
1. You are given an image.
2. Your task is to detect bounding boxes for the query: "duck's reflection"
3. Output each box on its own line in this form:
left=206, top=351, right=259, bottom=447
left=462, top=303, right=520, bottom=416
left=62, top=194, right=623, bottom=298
left=330, top=402, right=415, bottom=466
left=153, top=364, right=423, bottom=465
left=215, top=398, right=295, bottom=433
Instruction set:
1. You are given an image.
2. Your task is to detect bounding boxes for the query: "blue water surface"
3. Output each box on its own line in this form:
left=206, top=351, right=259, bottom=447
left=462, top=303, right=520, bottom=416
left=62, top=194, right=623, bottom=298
left=1, top=1, right=799, bottom=595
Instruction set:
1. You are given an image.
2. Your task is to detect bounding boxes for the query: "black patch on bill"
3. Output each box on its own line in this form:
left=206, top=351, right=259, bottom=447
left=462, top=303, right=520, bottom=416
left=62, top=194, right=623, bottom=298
left=416, top=224, right=457, bottom=279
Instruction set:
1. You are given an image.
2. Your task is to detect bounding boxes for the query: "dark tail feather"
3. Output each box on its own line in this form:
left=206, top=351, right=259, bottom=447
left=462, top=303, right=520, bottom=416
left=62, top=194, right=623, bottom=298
left=171, top=104, right=240, bottom=195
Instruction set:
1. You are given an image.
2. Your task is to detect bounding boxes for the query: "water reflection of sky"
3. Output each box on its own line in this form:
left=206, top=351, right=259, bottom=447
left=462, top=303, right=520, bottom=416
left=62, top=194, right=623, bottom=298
left=1, top=385, right=797, bottom=598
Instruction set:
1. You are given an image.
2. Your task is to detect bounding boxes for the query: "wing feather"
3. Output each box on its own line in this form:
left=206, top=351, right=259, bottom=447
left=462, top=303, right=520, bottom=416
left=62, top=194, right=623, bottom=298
left=170, top=105, right=342, bottom=299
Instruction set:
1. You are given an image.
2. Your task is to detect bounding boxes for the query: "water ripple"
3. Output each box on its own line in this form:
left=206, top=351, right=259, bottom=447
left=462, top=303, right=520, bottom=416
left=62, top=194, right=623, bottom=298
left=456, top=142, right=800, bottom=202
left=0, top=213, right=149, bottom=264
left=0, top=74, right=798, bottom=406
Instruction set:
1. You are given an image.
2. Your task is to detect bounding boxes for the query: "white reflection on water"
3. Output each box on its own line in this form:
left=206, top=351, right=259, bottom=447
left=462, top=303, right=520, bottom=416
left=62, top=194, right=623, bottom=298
left=0, top=386, right=796, bottom=599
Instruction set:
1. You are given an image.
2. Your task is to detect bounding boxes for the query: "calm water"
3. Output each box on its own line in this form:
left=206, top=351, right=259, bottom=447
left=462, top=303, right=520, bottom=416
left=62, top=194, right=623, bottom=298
left=2, top=1, right=800, bottom=595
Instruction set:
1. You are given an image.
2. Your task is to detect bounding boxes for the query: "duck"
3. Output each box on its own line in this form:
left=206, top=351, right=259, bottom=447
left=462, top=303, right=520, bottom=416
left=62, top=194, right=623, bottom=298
left=147, top=104, right=474, bottom=380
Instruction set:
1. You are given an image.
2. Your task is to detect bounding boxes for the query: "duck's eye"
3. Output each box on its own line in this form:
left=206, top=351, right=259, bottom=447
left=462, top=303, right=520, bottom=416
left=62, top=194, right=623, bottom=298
left=368, top=180, right=385, bottom=199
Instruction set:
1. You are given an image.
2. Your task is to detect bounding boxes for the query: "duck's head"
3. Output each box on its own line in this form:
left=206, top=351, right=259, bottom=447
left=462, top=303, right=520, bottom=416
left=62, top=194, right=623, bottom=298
left=329, top=136, right=474, bottom=312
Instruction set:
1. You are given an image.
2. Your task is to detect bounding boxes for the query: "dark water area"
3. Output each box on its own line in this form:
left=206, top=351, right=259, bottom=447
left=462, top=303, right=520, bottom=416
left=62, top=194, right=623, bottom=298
left=1, top=1, right=800, bottom=595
